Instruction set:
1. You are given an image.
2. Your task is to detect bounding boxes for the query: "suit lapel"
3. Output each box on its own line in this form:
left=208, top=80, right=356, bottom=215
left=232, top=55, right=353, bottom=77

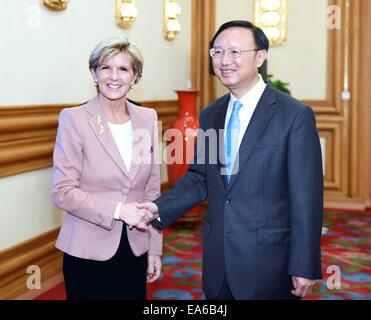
left=214, top=94, right=230, bottom=189
left=86, top=97, right=130, bottom=177
left=226, top=85, right=277, bottom=191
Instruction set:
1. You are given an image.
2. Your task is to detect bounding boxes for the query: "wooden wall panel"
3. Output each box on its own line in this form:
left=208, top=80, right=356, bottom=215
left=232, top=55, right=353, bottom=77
left=355, top=0, right=371, bottom=207
left=191, top=0, right=216, bottom=113
left=0, top=100, right=178, bottom=178
left=0, top=105, right=71, bottom=178
left=306, top=0, right=370, bottom=207
left=305, top=0, right=352, bottom=202
left=0, top=228, right=62, bottom=299
left=317, top=120, right=343, bottom=190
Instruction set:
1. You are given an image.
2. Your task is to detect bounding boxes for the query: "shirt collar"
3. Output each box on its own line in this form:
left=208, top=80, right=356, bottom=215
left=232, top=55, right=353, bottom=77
left=229, top=74, right=267, bottom=109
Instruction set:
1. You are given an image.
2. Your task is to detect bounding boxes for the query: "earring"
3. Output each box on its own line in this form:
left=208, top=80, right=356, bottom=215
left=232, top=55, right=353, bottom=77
left=130, top=84, right=135, bottom=89
left=94, top=80, right=98, bottom=86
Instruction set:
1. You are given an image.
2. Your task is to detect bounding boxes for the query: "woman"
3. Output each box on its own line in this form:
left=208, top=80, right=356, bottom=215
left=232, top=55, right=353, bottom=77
left=51, top=37, right=162, bottom=300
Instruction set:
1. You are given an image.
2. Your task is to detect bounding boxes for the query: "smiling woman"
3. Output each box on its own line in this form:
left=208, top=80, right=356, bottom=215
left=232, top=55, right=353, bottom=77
left=50, top=36, right=163, bottom=300
left=92, top=53, right=136, bottom=101
left=89, top=37, right=143, bottom=104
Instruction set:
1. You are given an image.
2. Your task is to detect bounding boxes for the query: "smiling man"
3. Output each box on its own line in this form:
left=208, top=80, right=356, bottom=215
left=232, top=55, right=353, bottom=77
left=140, top=20, right=324, bottom=300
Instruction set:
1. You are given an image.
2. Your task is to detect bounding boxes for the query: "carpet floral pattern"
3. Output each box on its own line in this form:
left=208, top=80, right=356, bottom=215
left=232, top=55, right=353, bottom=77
left=35, top=211, right=370, bottom=300
left=148, top=211, right=371, bottom=300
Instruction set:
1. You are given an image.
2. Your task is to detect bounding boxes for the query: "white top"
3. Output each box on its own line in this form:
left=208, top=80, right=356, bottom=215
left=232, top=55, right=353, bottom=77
left=108, top=120, right=133, bottom=220
left=224, top=74, right=267, bottom=149
left=108, top=120, right=133, bottom=171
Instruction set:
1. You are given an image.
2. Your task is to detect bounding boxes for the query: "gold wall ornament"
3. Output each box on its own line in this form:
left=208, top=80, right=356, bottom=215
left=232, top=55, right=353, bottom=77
left=42, top=0, right=68, bottom=11
left=116, top=0, right=138, bottom=29
left=254, top=0, right=287, bottom=46
left=164, top=0, right=182, bottom=40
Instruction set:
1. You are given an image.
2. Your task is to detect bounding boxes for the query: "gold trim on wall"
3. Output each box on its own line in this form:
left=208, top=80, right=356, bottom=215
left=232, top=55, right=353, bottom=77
left=0, top=100, right=178, bottom=179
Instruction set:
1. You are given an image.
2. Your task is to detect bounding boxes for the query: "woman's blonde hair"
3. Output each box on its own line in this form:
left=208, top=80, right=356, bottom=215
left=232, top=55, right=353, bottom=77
left=89, top=37, right=143, bottom=84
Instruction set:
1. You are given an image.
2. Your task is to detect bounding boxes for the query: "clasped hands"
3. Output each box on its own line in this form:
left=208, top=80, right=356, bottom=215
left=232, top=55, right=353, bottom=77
left=119, top=202, right=159, bottom=231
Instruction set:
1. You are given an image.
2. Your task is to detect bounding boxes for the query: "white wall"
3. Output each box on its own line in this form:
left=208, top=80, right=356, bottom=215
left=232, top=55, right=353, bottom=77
left=0, top=0, right=191, bottom=250
left=215, top=0, right=328, bottom=100
left=0, top=169, right=64, bottom=250
left=0, top=0, right=192, bottom=105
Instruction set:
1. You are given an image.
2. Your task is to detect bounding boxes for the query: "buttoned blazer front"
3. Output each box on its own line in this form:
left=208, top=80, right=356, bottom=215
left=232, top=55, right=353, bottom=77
left=51, top=96, right=162, bottom=261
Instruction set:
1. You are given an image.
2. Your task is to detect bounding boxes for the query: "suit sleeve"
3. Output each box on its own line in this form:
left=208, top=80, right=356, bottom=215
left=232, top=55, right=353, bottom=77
left=153, top=111, right=208, bottom=229
left=144, top=109, right=162, bottom=255
left=51, top=108, right=117, bottom=231
left=287, top=106, right=323, bottom=279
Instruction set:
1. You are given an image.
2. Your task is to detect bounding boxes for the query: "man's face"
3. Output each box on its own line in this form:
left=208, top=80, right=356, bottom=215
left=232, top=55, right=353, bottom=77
left=212, top=27, right=266, bottom=95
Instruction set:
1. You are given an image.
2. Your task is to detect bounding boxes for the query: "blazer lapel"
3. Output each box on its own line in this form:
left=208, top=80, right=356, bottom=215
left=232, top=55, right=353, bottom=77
left=126, top=101, right=147, bottom=182
left=226, top=85, right=277, bottom=191
left=86, top=97, right=130, bottom=177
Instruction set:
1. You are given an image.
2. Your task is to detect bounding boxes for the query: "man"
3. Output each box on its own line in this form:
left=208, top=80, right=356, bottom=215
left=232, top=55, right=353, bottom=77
left=139, top=20, right=323, bottom=300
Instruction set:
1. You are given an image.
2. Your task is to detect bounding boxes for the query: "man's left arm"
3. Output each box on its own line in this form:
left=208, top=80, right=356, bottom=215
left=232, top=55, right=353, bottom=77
left=287, top=106, right=324, bottom=282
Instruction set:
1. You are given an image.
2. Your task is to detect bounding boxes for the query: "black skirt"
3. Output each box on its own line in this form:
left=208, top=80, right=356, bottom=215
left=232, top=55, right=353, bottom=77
left=63, top=226, right=147, bottom=300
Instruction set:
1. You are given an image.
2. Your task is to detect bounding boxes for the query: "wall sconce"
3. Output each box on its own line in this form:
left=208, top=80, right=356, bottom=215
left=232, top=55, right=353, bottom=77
left=116, top=0, right=138, bottom=29
left=42, top=0, right=68, bottom=11
left=254, top=0, right=287, bottom=46
left=164, top=0, right=181, bottom=41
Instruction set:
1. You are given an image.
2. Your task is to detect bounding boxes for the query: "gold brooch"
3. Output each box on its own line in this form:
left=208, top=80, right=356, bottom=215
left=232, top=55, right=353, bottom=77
left=96, top=115, right=104, bottom=135
left=96, top=115, right=102, bottom=125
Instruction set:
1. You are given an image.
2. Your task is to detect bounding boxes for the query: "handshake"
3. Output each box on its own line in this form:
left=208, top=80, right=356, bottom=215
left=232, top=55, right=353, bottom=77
left=119, top=202, right=160, bottom=231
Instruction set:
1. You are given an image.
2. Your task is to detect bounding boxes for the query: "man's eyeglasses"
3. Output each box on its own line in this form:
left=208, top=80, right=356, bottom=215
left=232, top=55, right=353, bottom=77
left=209, top=47, right=260, bottom=59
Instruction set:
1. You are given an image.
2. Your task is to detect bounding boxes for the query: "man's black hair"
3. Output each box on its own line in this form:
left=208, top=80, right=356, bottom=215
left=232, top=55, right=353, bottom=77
left=211, top=20, right=269, bottom=52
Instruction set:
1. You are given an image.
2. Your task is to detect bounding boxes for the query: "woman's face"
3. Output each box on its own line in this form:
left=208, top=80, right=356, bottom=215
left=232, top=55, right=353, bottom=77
left=92, top=51, right=137, bottom=101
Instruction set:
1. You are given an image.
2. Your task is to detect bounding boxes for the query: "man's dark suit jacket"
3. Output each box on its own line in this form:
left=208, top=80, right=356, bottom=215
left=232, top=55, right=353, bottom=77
left=154, top=84, right=323, bottom=299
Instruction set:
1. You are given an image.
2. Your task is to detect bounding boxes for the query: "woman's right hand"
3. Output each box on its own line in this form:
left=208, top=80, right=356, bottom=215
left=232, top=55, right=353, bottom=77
left=119, top=202, right=153, bottom=231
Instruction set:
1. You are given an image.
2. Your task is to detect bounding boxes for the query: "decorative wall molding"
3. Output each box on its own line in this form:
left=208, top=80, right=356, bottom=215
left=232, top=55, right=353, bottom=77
left=312, top=0, right=371, bottom=206
left=191, top=0, right=215, bottom=113
left=306, top=0, right=353, bottom=202
left=317, top=119, right=343, bottom=190
left=0, top=105, right=73, bottom=179
left=0, top=228, right=62, bottom=299
left=352, top=0, right=371, bottom=203
left=0, top=100, right=178, bottom=179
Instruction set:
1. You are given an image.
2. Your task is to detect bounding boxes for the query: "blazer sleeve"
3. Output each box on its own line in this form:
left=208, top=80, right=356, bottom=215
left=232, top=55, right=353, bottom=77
left=51, top=108, right=117, bottom=231
left=287, top=106, right=324, bottom=279
left=144, top=109, right=162, bottom=255
left=144, top=109, right=161, bottom=202
left=153, top=110, right=208, bottom=229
